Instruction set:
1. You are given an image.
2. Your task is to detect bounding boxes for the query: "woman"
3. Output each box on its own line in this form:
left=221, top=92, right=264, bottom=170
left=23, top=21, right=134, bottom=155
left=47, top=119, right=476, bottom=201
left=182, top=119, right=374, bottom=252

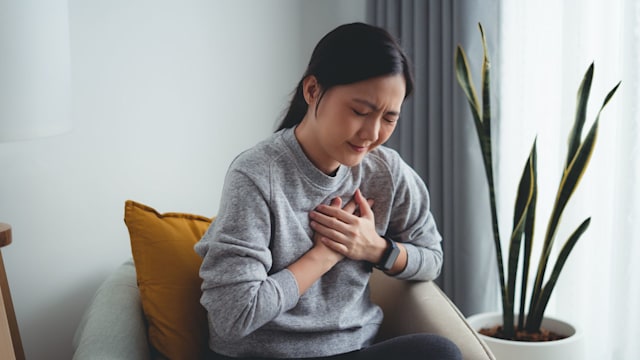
left=195, top=23, right=461, bottom=360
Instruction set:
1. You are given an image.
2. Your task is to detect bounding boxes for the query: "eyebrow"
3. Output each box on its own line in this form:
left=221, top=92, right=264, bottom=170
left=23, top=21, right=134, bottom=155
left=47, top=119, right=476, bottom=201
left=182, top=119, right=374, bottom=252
left=352, top=98, right=400, bottom=116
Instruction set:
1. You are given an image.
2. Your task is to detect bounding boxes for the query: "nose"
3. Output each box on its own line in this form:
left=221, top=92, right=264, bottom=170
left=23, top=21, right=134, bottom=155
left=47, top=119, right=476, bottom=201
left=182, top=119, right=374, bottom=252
left=358, top=117, right=380, bottom=142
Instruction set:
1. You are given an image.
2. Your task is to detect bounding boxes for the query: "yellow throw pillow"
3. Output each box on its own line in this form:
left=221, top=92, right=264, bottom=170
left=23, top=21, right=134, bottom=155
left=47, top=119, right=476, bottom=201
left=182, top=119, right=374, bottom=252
left=124, top=200, right=214, bottom=360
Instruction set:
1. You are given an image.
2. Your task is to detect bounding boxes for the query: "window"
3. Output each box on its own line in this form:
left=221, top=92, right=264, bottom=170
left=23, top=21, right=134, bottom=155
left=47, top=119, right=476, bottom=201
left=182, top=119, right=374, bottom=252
left=499, top=1, right=639, bottom=358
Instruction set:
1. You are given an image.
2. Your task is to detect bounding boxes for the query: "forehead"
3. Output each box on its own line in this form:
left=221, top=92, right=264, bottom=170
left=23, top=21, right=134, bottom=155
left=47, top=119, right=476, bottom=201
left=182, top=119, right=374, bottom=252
left=329, top=74, right=406, bottom=108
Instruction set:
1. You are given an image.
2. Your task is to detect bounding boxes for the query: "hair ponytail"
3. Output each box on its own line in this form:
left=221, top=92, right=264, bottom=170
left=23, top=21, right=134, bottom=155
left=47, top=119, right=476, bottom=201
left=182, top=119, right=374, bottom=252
left=277, top=80, right=307, bottom=131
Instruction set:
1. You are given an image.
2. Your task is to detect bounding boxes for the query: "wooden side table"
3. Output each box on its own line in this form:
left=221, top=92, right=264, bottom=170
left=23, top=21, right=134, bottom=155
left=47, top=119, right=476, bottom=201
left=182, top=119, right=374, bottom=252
left=0, top=223, right=25, bottom=360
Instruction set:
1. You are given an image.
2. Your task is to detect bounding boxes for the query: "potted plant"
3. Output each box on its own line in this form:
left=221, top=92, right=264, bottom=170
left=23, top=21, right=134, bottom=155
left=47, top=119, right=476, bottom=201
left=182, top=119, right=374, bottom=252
left=455, top=24, right=620, bottom=359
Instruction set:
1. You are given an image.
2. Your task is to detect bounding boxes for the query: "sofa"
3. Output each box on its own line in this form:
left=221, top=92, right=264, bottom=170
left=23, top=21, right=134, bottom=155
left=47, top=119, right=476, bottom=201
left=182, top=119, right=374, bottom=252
left=71, top=201, right=495, bottom=360
left=72, top=260, right=494, bottom=360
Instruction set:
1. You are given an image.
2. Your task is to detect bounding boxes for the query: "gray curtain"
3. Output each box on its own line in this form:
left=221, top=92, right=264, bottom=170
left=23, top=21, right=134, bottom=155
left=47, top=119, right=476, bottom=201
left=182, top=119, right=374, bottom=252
left=367, top=0, right=501, bottom=316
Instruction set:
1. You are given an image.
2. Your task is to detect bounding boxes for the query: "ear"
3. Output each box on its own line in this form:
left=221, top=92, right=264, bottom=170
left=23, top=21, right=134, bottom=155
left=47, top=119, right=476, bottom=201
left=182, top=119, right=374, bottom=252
left=302, top=75, right=321, bottom=105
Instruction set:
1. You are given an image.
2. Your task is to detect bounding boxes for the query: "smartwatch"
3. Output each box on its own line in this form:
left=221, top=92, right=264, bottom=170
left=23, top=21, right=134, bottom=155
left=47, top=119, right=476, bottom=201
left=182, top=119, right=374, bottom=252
left=374, top=237, right=400, bottom=271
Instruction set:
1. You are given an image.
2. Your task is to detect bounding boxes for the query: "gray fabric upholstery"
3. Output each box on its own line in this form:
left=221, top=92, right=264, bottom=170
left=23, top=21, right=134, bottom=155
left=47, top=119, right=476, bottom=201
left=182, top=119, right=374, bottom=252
left=72, top=261, right=494, bottom=360
left=72, top=260, right=150, bottom=360
left=369, top=270, right=495, bottom=360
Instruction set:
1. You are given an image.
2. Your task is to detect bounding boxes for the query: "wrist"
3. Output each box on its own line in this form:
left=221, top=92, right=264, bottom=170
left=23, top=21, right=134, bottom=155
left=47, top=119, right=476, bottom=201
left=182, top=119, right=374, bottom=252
left=288, top=245, right=340, bottom=296
left=372, top=237, right=401, bottom=272
left=308, top=244, right=341, bottom=269
left=370, top=236, right=389, bottom=264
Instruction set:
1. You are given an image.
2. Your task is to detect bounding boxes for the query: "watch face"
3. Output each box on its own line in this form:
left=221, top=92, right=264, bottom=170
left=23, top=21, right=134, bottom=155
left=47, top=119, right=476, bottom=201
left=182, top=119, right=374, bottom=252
left=384, top=242, right=401, bottom=270
left=377, top=238, right=400, bottom=271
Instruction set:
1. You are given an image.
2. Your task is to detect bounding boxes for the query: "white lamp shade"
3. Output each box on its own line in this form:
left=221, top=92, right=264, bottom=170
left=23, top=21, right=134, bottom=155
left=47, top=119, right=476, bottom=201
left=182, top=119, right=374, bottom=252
left=0, top=0, right=72, bottom=142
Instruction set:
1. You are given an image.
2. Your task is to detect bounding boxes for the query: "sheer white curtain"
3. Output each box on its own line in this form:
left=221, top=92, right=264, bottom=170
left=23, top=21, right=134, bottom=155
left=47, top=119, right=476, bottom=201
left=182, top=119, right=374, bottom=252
left=499, top=0, right=639, bottom=359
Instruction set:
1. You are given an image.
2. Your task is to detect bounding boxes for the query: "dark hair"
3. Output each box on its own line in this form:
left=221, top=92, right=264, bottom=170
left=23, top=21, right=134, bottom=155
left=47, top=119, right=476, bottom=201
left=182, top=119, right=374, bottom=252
left=276, top=22, right=414, bottom=131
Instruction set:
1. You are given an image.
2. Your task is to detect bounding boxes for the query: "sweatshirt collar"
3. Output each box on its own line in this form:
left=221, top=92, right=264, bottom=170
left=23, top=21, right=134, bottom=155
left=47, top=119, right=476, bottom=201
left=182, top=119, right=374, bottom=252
left=280, top=127, right=350, bottom=189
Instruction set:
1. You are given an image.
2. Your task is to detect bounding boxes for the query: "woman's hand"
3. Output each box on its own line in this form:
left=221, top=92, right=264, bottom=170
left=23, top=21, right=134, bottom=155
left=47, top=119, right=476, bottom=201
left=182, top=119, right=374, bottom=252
left=289, top=194, right=376, bottom=295
left=309, top=197, right=346, bottom=265
left=309, top=189, right=387, bottom=264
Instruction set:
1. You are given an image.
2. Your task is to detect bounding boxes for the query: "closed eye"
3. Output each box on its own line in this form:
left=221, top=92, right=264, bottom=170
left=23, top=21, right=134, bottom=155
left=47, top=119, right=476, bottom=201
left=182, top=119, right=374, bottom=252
left=353, top=109, right=369, bottom=116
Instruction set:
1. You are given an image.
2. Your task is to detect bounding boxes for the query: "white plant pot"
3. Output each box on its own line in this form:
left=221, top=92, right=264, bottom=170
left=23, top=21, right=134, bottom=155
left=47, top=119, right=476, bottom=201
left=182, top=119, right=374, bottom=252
left=466, top=312, right=585, bottom=360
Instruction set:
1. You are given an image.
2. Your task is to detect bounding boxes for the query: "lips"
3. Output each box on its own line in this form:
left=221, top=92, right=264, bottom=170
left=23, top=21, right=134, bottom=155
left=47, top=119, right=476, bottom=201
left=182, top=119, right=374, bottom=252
left=348, top=142, right=369, bottom=152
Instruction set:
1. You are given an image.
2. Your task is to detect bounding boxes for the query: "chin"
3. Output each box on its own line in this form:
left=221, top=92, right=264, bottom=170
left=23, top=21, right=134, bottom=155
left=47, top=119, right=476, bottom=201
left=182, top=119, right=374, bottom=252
left=340, top=156, right=366, bottom=168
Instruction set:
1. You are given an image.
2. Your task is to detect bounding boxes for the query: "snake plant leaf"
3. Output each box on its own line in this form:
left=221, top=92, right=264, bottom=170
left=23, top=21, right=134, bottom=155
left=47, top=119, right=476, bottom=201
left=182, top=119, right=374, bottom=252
left=456, top=24, right=621, bottom=339
left=505, top=141, right=537, bottom=336
left=478, top=23, right=496, bottom=184
left=526, top=218, right=591, bottom=332
left=474, top=25, right=510, bottom=322
left=519, top=140, right=537, bottom=329
left=456, top=26, right=509, bottom=332
left=552, top=119, right=596, bottom=245
left=603, top=81, right=622, bottom=107
left=532, top=80, right=620, bottom=307
left=566, top=63, right=594, bottom=169
left=530, top=114, right=597, bottom=316
left=551, top=80, right=620, bottom=241
left=456, top=46, right=492, bottom=180
left=455, top=44, right=493, bottom=194
left=480, top=23, right=491, bottom=141
left=512, top=143, right=536, bottom=232
left=455, top=46, right=482, bottom=129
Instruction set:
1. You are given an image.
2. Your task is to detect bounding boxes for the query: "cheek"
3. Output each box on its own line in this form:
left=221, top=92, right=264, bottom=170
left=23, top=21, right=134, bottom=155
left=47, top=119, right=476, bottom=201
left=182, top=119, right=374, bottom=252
left=320, top=106, right=347, bottom=127
left=378, top=124, right=396, bottom=143
left=329, top=110, right=360, bottom=135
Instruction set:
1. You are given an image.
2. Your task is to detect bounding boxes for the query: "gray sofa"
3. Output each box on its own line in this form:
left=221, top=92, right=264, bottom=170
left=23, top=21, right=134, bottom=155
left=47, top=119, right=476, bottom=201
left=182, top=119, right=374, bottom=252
left=72, top=260, right=495, bottom=360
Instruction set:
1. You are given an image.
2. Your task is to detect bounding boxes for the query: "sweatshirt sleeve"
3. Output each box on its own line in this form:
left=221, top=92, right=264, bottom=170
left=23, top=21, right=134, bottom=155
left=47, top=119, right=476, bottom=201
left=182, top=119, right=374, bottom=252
left=385, top=155, right=443, bottom=282
left=194, top=164, right=300, bottom=340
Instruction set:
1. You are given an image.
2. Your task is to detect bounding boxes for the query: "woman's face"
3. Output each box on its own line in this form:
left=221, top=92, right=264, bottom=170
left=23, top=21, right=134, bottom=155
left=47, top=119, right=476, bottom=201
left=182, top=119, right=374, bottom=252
left=295, top=74, right=406, bottom=175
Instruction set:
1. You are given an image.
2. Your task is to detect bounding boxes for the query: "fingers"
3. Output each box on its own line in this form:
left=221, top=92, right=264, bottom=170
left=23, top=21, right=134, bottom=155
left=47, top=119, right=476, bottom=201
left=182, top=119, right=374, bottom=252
left=309, top=190, right=378, bottom=262
left=342, top=198, right=358, bottom=214
left=310, top=210, right=349, bottom=237
left=342, top=197, right=375, bottom=215
left=318, top=234, right=348, bottom=254
left=309, top=190, right=374, bottom=240
left=317, top=193, right=373, bottom=220
left=354, top=189, right=373, bottom=218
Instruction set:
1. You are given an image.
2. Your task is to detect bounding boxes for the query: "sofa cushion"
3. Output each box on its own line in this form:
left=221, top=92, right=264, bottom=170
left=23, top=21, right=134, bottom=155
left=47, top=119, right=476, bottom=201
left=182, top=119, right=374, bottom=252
left=124, top=200, right=214, bottom=360
left=72, top=260, right=151, bottom=360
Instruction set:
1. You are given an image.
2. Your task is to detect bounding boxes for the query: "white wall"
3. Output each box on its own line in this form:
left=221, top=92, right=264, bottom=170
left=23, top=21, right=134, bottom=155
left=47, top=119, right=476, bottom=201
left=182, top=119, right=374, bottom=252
left=298, top=0, right=368, bottom=59
left=0, top=0, right=366, bottom=359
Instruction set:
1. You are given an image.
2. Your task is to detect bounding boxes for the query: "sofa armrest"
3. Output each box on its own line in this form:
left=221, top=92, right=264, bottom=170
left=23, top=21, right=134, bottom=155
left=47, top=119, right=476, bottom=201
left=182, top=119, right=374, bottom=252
left=369, top=270, right=495, bottom=360
left=73, top=260, right=151, bottom=360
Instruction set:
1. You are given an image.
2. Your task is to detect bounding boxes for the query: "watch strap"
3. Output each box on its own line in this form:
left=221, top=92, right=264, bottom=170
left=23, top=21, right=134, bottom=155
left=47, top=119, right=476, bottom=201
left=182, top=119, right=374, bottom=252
left=374, top=237, right=400, bottom=271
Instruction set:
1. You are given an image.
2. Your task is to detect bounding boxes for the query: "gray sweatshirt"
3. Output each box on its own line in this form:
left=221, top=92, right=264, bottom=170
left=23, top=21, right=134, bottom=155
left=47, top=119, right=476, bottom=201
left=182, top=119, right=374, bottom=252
left=195, top=127, right=443, bottom=358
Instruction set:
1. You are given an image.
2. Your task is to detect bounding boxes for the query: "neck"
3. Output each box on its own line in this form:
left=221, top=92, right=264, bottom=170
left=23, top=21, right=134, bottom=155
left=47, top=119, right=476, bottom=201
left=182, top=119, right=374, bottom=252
left=293, top=120, right=340, bottom=175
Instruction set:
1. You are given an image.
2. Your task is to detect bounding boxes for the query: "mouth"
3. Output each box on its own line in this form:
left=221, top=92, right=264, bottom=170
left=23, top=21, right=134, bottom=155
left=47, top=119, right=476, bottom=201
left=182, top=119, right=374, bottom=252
left=348, top=142, right=369, bottom=153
